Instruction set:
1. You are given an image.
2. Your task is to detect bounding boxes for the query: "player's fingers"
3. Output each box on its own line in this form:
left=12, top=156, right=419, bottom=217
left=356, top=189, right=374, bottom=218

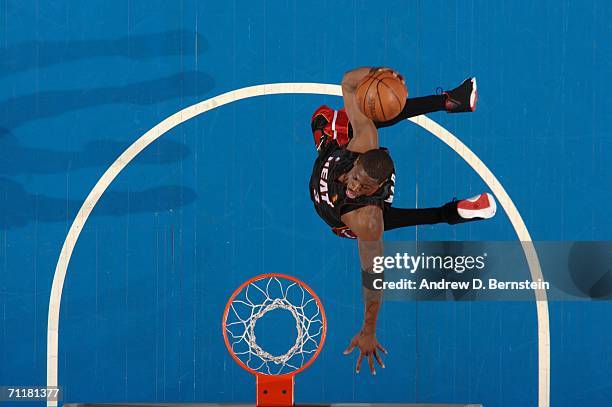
left=376, top=343, right=388, bottom=355
left=375, top=67, right=394, bottom=74
left=392, top=71, right=405, bottom=85
left=343, top=340, right=357, bottom=355
left=356, top=352, right=364, bottom=373
left=374, top=349, right=385, bottom=369
left=367, top=353, right=376, bottom=375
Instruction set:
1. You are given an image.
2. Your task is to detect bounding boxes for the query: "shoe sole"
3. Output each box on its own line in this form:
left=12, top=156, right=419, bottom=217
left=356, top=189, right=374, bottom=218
left=470, top=77, right=478, bottom=111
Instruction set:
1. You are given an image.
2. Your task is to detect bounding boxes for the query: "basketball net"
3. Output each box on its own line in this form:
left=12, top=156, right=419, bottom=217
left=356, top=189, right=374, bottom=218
left=223, top=274, right=326, bottom=406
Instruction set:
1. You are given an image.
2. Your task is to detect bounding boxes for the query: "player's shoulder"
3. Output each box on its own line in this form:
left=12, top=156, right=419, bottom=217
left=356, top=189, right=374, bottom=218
left=316, top=143, right=357, bottom=167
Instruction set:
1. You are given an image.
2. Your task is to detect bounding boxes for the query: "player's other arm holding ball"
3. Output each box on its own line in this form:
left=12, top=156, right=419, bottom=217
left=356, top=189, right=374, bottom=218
left=341, top=67, right=381, bottom=153
left=340, top=67, right=393, bottom=375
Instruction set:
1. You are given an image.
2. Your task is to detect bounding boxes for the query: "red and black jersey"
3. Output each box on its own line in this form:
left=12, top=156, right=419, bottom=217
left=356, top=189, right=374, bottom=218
left=309, top=105, right=395, bottom=239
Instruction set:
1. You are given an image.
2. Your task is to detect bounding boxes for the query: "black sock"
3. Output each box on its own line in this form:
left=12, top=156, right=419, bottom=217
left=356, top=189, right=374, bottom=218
left=383, top=206, right=443, bottom=231
left=375, top=95, right=446, bottom=129
left=383, top=201, right=466, bottom=231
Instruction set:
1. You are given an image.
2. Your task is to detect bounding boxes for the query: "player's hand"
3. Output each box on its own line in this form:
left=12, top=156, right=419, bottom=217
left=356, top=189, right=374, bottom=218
left=370, top=67, right=405, bottom=85
left=343, top=330, right=387, bottom=375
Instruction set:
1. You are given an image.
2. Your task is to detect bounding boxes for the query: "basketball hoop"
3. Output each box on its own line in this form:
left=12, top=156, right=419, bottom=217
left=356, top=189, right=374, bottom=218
left=222, top=274, right=327, bottom=407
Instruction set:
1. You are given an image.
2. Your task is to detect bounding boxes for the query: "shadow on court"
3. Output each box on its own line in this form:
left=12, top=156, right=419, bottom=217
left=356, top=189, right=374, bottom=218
left=0, top=30, right=207, bottom=78
left=0, top=71, right=215, bottom=129
left=0, top=128, right=190, bottom=175
left=0, top=177, right=197, bottom=229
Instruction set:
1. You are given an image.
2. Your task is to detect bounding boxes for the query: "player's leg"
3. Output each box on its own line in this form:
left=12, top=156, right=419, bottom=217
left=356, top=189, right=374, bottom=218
left=374, top=78, right=478, bottom=129
left=383, top=192, right=496, bottom=231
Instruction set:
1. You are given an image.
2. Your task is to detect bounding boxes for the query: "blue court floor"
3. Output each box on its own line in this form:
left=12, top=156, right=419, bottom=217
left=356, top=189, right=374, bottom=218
left=1, top=1, right=611, bottom=407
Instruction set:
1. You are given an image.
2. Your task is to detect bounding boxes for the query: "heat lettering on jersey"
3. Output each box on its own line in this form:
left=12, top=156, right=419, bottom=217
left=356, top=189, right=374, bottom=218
left=319, top=156, right=334, bottom=207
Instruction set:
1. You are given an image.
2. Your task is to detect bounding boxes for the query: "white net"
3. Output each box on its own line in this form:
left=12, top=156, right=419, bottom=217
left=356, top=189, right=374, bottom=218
left=224, top=275, right=325, bottom=375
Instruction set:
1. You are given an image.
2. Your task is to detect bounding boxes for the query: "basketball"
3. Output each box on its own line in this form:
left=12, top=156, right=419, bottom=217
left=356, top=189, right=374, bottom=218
left=356, top=70, right=408, bottom=122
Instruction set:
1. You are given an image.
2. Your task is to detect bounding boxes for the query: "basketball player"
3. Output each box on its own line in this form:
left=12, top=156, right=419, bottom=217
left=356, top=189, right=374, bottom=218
left=309, top=67, right=496, bottom=374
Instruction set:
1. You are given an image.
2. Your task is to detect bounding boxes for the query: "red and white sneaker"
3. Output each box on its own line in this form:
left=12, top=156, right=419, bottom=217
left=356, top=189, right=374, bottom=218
left=456, top=192, right=497, bottom=220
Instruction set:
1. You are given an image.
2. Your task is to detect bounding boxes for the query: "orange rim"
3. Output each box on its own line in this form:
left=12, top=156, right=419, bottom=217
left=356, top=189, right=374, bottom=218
left=222, top=273, right=327, bottom=377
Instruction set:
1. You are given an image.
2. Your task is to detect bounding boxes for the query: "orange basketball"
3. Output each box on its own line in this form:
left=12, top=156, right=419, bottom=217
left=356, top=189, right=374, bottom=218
left=355, top=70, right=408, bottom=122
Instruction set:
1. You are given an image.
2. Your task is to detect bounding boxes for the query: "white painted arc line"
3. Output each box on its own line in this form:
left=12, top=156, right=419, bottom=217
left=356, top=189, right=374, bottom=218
left=410, top=115, right=550, bottom=407
left=46, top=83, right=550, bottom=407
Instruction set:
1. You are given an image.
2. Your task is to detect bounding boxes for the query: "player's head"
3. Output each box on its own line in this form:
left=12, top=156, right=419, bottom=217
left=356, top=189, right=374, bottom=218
left=345, top=149, right=394, bottom=199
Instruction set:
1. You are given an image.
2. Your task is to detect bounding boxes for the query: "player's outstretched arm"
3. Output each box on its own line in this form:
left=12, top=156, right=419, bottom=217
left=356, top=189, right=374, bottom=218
left=342, top=67, right=379, bottom=153
left=341, top=205, right=387, bottom=375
